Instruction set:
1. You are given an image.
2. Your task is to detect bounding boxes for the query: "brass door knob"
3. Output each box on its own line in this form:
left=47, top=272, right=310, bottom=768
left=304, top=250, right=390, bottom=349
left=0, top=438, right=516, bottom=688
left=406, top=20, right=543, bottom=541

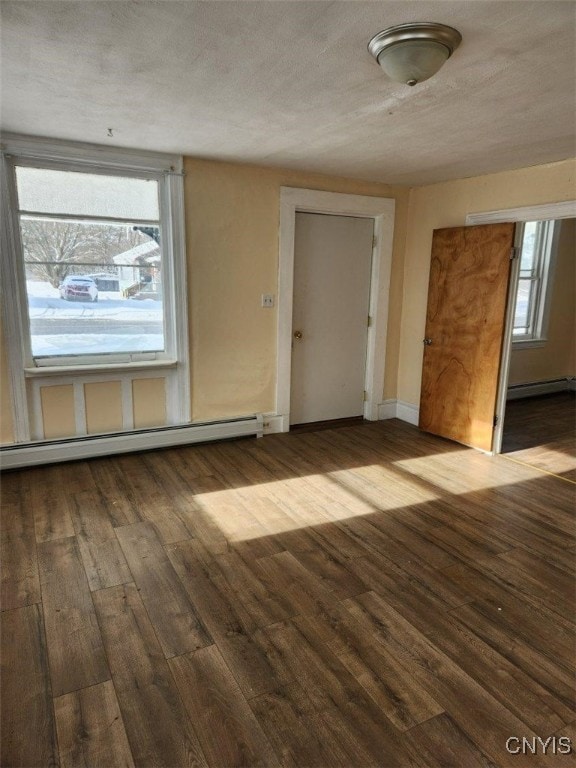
left=293, top=330, right=303, bottom=340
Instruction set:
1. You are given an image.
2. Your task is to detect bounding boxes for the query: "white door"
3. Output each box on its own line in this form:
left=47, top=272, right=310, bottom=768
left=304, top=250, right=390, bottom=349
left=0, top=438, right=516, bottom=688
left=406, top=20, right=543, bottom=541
left=290, top=212, right=374, bottom=425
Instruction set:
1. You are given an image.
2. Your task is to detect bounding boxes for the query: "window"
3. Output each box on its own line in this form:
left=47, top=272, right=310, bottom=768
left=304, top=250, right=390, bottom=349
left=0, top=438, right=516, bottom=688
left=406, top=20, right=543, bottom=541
left=1, top=137, right=190, bottom=440
left=2, top=139, right=187, bottom=370
left=15, top=166, right=166, bottom=362
left=513, top=220, right=557, bottom=344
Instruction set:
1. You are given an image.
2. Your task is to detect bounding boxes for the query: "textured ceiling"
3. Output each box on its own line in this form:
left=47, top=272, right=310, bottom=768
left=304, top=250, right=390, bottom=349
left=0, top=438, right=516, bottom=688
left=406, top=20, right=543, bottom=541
left=1, top=0, right=575, bottom=185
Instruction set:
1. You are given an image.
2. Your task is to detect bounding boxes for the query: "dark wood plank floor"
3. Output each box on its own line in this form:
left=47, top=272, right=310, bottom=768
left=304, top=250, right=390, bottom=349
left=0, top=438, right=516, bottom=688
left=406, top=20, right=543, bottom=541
left=502, top=392, right=576, bottom=481
left=1, top=419, right=575, bottom=767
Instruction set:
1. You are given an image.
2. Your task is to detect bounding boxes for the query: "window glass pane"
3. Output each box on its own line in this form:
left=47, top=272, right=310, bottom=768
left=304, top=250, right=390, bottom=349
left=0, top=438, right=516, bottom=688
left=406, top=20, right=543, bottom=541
left=513, top=278, right=532, bottom=334
left=15, top=167, right=159, bottom=220
left=520, top=221, right=537, bottom=274
left=21, top=217, right=164, bottom=358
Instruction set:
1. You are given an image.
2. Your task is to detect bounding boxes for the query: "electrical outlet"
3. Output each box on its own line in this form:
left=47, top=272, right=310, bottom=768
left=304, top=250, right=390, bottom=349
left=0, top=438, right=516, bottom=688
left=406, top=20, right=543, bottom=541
left=261, top=294, right=275, bottom=308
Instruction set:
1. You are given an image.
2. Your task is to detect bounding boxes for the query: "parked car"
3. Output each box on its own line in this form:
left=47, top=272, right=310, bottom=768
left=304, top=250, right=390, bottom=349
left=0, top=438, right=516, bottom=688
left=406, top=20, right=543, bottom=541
left=59, top=276, right=98, bottom=302
left=86, top=273, right=120, bottom=292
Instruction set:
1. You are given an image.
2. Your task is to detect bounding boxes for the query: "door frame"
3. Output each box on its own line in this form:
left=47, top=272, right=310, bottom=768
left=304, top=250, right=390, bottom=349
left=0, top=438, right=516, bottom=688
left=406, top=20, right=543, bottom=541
left=466, top=199, right=576, bottom=453
left=276, top=187, right=395, bottom=431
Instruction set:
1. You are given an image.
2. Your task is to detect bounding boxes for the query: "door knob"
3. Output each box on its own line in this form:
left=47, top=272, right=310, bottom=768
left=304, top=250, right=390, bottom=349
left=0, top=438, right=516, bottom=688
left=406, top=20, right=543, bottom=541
left=423, top=338, right=433, bottom=345
left=293, top=330, right=303, bottom=340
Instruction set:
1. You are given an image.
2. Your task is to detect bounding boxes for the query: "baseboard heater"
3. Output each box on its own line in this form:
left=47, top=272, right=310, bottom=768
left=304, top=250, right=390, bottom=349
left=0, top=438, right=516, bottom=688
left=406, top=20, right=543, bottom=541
left=507, top=377, right=575, bottom=401
left=0, top=414, right=263, bottom=471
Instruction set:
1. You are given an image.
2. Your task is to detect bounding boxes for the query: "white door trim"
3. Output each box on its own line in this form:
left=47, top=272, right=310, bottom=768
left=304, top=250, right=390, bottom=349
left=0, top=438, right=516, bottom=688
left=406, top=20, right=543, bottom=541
left=466, top=200, right=576, bottom=225
left=466, top=199, right=576, bottom=454
left=277, top=187, right=395, bottom=431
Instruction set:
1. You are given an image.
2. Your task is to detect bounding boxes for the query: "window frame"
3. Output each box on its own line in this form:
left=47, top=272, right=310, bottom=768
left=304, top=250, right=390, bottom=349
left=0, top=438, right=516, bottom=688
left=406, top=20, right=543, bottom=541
left=0, top=135, right=190, bottom=439
left=512, top=219, right=559, bottom=347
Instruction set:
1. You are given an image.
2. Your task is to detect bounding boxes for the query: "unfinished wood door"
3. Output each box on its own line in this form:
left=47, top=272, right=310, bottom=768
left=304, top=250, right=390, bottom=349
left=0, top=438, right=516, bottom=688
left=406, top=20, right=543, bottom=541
left=419, top=223, right=515, bottom=451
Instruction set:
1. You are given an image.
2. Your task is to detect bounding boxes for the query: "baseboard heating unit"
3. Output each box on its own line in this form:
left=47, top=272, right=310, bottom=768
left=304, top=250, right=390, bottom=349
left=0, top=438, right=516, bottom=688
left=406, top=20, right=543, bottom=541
left=507, top=377, right=575, bottom=401
left=0, top=414, right=263, bottom=470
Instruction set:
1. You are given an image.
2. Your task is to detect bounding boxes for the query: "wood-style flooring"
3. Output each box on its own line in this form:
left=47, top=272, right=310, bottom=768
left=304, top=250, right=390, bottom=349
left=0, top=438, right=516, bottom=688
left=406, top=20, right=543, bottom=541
left=502, top=392, right=576, bottom=482
left=1, top=419, right=575, bottom=767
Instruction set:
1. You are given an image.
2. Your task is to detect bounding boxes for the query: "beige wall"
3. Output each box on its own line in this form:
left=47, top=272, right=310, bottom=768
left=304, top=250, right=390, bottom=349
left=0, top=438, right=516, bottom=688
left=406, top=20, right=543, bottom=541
left=40, top=384, right=76, bottom=439
left=398, top=158, right=576, bottom=407
left=184, top=158, right=409, bottom=421
left=508, top=218, right=575, bottom=385
left=0, top=375, right=168, bottom=443
left=2, top=155, right=574, bottom=444
left=84, top=381, right=123, bottom=434
left=0, top=160, right=407, bottom=444
left=132, top=378, right=166, bottom=429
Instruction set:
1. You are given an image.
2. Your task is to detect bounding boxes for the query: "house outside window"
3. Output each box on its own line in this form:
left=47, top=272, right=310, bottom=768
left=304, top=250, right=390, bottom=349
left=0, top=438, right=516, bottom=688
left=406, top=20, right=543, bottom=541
left=513, top=219, right=558, bottom=345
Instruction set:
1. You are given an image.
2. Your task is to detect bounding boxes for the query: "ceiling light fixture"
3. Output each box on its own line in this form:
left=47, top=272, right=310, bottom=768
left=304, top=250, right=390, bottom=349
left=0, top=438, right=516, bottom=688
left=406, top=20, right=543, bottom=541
left=368, top=22, right=462, bottom=87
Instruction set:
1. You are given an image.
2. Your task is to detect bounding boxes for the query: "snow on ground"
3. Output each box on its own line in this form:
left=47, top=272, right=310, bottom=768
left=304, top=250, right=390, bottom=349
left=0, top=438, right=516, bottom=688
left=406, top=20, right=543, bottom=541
left=27, top=281, right=164, bottom=357
left=28, top=281, right=60, bottom=298
left=27, top=280, right=162, bottom=321
left=32, top=334, right=164, bottom=357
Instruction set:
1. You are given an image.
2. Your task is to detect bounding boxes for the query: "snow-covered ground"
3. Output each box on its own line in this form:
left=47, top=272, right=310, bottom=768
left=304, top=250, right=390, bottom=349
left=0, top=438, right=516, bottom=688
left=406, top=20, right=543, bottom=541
left=27, top=280, right=162, bottom=321
left=32, top=334, right=164, bottom=357
left=26, top=280, right=164, bottom=357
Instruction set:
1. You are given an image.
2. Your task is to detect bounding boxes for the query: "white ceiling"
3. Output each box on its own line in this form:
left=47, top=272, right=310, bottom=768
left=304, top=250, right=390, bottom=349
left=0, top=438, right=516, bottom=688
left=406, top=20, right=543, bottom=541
left=1, top=0, right=575, bottom=185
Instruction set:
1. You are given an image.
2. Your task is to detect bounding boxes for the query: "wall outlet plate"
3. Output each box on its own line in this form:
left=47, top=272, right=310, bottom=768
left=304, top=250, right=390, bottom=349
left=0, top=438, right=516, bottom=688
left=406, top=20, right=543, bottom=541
left=261, top=294, right=275, bottom=308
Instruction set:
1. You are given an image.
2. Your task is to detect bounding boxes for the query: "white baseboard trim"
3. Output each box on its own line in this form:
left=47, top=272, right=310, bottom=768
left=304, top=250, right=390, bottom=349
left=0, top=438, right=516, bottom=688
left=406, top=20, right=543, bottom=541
left=0, top=414, right=263, bottom=470
left=396, top=400, right=420, bottom=426
left=262, top=414, right=286, bottom=434
left=263, top=408, right=421, bottom=433
left=507, top=377, right=575, bottom=400
left=377, top=399, right=398, bottom=420
left=377, top=399, right=420, bottom=426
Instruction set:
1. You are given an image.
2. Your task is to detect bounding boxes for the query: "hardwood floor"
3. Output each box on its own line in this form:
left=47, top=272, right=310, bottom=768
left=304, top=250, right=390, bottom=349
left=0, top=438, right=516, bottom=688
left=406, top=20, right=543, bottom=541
left=1, top=419, right=574, bottom=767
left=502, top=392, right=576, bottom=482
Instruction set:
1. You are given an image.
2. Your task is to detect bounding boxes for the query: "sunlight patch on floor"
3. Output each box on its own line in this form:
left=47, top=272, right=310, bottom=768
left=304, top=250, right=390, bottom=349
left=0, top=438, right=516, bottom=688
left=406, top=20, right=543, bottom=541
left=393, top=449, right=545, bottom=493
left=188, top=465, right=442, bottom=542
left=181, top=450, right=560, bottom=545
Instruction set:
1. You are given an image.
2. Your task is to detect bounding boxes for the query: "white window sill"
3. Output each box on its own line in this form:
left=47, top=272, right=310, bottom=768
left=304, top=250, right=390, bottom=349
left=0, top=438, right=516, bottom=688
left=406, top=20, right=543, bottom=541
left=24, top=359, right=178, bottom=377
left=511, top=338, right=547, bottom=350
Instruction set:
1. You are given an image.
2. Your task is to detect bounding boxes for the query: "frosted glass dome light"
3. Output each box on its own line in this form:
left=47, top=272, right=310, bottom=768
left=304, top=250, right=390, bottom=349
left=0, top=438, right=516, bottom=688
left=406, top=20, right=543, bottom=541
left=368, top=22, right=462, bottom=86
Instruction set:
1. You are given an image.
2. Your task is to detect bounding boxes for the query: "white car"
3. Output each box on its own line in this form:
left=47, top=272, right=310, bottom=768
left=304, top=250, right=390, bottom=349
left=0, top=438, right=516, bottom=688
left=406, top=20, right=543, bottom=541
left=59, top=276, right=98, bottom=302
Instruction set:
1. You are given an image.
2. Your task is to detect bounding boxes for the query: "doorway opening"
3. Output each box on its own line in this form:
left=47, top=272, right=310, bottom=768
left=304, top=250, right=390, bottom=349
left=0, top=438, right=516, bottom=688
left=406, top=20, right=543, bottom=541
left=501, top=392, right=575, bottom=480
left=466, top=203, right=575, bottom=475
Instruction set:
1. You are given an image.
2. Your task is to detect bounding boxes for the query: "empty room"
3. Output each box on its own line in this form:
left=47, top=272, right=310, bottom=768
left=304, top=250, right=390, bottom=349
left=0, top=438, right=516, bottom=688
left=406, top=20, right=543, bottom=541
left=0, top=1, right=574, bottom=767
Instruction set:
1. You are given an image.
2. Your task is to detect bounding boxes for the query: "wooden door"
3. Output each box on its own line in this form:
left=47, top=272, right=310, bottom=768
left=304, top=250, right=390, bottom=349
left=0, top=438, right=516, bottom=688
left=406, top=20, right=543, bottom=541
left=419, top=223, right=515, bottom=451
left=290, top=212, right=374, bottom=425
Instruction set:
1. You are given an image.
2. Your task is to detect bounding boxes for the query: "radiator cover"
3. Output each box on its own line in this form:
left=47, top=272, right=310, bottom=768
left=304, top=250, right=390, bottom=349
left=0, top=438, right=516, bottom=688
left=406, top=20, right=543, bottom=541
left=0, top=414, right=263, bottom=470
